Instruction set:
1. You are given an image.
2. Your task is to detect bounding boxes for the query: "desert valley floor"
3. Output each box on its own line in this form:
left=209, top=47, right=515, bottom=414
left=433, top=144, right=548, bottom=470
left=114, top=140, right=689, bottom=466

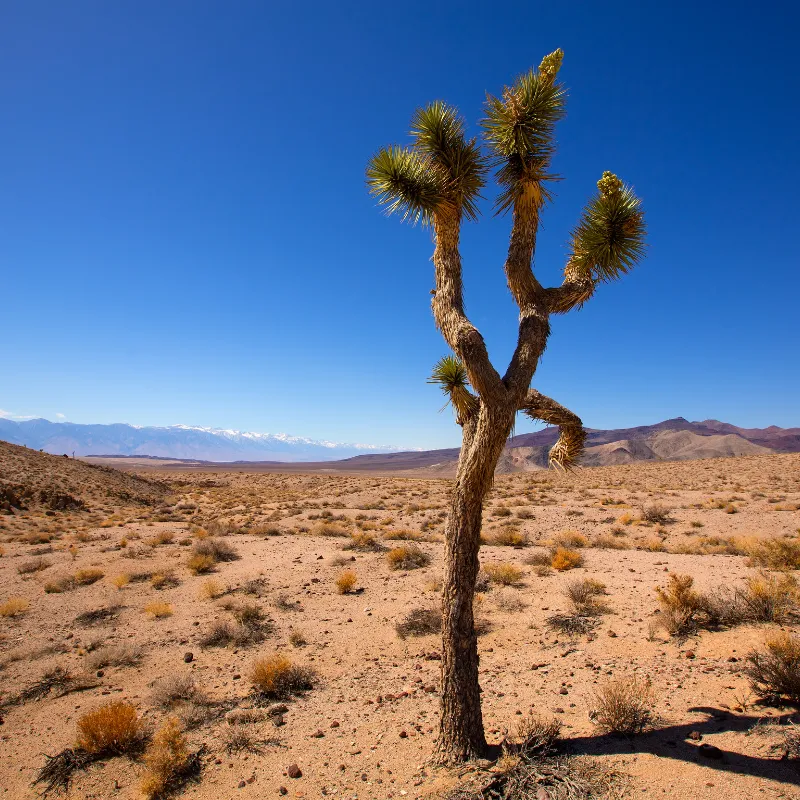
left=0, top=443, right=799, bottom=799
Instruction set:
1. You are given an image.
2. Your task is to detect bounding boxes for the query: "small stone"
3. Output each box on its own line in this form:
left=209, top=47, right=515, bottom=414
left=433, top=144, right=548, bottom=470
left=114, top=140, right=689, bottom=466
left=399, top=730, right=408, bottom=738
left=311, top=729, right=324, bottom=738
left=688, top=730, right=702, bottom=741
left=279, top=787, right=288, bottom=795
left=559, top=687, right=568, bottom=695
left=330, top=720, right=340, bottom=728
left=685, top=650, right=696, bottom=659
left=184, top=652, right=194, bottom=663
left=287, top=763, right=302, bottom=779
left=238, top=781, right=246, bottom=789
left=96, top=670, right=104, bottom=678
left=607, top=630, right=617, bottom=638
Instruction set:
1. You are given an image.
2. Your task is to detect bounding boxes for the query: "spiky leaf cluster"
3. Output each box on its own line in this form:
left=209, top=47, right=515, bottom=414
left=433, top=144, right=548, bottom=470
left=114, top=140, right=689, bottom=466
left=568, top=172, right=647, bottom=282
left=366, top=103, right=485, bottom=226
left=428, top=355, right=479, bottom=421
left=482, top=49, right=566, bottom=215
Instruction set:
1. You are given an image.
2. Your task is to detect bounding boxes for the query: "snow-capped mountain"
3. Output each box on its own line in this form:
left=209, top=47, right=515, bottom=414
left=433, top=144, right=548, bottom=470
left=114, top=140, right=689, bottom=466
left=0, top=418, right=407, bottom=462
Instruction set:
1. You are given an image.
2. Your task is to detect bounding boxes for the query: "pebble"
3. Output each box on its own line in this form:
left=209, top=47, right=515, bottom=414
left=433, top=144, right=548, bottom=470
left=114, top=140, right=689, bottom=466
left=184, top=652, right=194, bottom=663
left=287, top=763, right=303, bottom=778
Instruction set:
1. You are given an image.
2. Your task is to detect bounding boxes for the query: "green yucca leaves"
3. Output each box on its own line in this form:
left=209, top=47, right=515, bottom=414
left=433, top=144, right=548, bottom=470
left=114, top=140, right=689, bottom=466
left=482, top=49, right=566, bottom=215
left=569, top=172, right=647, bottom=281
left=366, top=146, right=448, bottom=226
left=411, top=102, right=486, bottom=222
left=428, top=355, right=479, bottom=421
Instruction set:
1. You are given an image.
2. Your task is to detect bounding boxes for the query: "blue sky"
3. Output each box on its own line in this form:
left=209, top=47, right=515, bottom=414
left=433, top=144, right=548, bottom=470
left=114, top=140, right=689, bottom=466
left=1, top=1, right=798, bottom=450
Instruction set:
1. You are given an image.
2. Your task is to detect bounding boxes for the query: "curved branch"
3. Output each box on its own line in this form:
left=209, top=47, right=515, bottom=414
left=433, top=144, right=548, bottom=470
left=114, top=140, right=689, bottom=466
left=544, top=258, right=597, bottom=314
left=431, top=215, right=505, bottom=403
left=519, top=389, right=585, bottom=470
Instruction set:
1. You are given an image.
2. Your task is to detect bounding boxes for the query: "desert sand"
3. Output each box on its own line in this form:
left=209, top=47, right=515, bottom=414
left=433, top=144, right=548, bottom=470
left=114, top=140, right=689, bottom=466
left=1, top=442, right=798, bottom=799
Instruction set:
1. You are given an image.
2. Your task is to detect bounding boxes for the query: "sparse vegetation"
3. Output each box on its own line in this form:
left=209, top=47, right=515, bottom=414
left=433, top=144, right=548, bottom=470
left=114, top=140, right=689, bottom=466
left=396, top=607, right=442, bottom=638
left=744, top=632, right=800, bottom=705
left=387, top=544, right=431, bottom=570
left=76, top=701, right=143, bottom=754
left=0, top=596, right=30, bottom=617
left=250, top=653, right=316, bottom=699
left=141, top=717, right=200, bottom=799
left=74, top=568, right=104, bottom=585
left=747, top=536, right=800, bottom=571
left=482, top=562, right=524, bottom=586
left=145, top=601, right=173, bottom=619
left=591, top=675, right=655, bottom=735
left=550, top=547, right=584, bottom=571
left=335, top=569, right=357, bottom=594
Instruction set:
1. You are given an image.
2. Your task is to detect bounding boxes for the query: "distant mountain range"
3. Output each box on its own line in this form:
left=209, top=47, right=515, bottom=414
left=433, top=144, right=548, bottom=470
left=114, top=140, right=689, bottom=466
left=273, top=417, right=800, bottom=474
left=1, top=417, right=797, bottom=471
left=0, top=418, right=407, bottom=462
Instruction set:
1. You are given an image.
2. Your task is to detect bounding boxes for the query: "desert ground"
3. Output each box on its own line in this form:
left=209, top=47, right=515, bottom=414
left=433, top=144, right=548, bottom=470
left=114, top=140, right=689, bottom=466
left=1, top=442, right=799, bottom=799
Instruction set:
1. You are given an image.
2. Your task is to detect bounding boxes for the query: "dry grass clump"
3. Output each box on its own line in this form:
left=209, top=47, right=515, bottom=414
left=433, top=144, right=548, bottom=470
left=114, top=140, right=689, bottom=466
left=343, top=531, right=385, bottom=551
left=396, top=606, right=442, bottom=638
left=17, top=556, right=51, bottom=574
left=76, top=701, right=143, bottom=754
left=289, top=629, right=308, bottom=647
left=489, top=528, right=529, bottom=547
left=85, top=642, right=142, bottom=670
left=187, top=553, right=216, bottom=574
left=591, top=675, right=655, bottom=736
left=640, top=503, right=672, bottom=524
left=193, top=537, right=238, bottom=562
left=0, top=596, right=30, bottom=617
left=552, top=531, right=588, bottom=549
left=550, top=547, right=584, bottom=571
left=141, top=717, right=200, bottom=799
left=146, top=530, right=175, bottom=547
left=565, top=578, right=609, bottom=615
left=111, top=573, right=130, bottom=590
left=747, top=537, right=800, bottom=571
left=482, top=562, right=524, bottom=586
left=743, top=632, right=800, bottom=705
left=250, top=653, right=316, bottom=699
left=654, top=573, right=725, bottom=636
left=199, top=604, right=273, bottom=648
left=311, top=522, right=350, bottom=538
left=151, top=571, right=180, bottom=589
left=145, top=601, right=173, bottom=619
left=387, top=544, right=431, bottom=570
left=736, top=572, right=799, bottom=623
left=512, top=713, right=561, bottom=759
left=74, top=568, right=104, bottom=585
left=151, top=674, right=205, bottom=709
left=593, top=533, right=630, bottom=550
left=200, top=578, right=225, bottom=599
left=335, top=570, right=357, bottom=594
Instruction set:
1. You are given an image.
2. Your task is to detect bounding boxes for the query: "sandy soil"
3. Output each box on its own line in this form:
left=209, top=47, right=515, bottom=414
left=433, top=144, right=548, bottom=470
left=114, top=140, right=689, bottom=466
left=1, top=452, right=798, bottom=799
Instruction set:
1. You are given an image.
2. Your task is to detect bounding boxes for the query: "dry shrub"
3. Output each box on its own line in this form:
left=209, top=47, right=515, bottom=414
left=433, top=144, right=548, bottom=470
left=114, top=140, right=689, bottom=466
left=151, top=571, right=179, bottom=589
left=565, top=578, right=608, bottom=615
left=187, top=553, right=216, bottom=574
left=640, top=503, right=672, bottom=524
left=483, top=562, right=524, bottom=586
left=383, top=528, right=427, bottom=541
left=744, top=632, right=800, bottom=705
left=311, top=522, right=350, bottom=538
left=335, top=570, right=357, bottom=594
left=111, top=574, right=130, bottom=590
left=494, top=589, right=526, bottom=612
left=151, top=674, right=205, bottom=709
left=490, top=528, right=529, bottom=547
left=551, top=547, right=583, bottom=571
left=193, top=537, right=238, bottom=562
left=552, top=531, right=587, bottom=549
left=387, top=544, right=431, bottom=570
left=618, top=512, right=634, bottom=525
left=396, top=607, right=441, bottom=638
left=747, top=537, right=800, bottom=571
left=17, top=556, right=51, bottom=574
left=591, top=675, right=655, bottom=736
left=200, top=578, right=225, bottom=599
left=249, top=523, right=282, bottom=537
left=0, top=596, right=30, bottom=617
left=736, top=572, right=798, bottom=623
left=250, top=653, right=316, bottom=699
left=85, top=643, right=142, bottom=670
left=76, top=701, right=142, bottom=754
left=523, top=550, right=551, bottom=567
left=145, top=601, right=173, bottom=619
left=146, top=530, right=175, bottom=547
left=289, top=629, right=308, bottom=647
left=343, top=531, right=384, bottom=551
left=140, top=717, right=195, bottom=799
left=513, top=713, right=561, bottom=758
left=199, top=605, right=272, bottom=648
left=655, top=573, right=722, bottom=636
left=74, top=568, right=104, bottom=586
left=593, top=534, right=629, bottom=550
left=641, top=537, right=667, bottom=552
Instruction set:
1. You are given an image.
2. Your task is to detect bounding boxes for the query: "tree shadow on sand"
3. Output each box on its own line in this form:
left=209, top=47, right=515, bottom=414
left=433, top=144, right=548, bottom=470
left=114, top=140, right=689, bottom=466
left=566, top=706, right=799, bottom=785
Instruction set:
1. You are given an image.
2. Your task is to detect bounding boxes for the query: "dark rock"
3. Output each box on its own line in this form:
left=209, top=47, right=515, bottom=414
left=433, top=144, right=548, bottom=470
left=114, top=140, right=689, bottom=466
left=287, top=763, right=302, bottom=779
left=698, top=743, right=723, bottom=760
left=184, top=652, right=194, bottom=663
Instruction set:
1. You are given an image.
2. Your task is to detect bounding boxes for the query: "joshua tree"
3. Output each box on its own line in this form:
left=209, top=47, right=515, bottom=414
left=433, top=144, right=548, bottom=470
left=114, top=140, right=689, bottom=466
left=366, top=50, right=646, bottom=763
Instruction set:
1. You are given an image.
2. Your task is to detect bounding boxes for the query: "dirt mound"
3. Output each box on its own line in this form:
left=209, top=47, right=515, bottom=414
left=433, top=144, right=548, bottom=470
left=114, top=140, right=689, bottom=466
left=0, top=440, right=169, bottom=513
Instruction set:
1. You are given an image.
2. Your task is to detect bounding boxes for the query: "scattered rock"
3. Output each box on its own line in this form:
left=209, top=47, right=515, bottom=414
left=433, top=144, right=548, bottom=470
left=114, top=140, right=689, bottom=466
left=184, top=652, right=194, bottom=663
left=287, top=763, right=302, bottom=779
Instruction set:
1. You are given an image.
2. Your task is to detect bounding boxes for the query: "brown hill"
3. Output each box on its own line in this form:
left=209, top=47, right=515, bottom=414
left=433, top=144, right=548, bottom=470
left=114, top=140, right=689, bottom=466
left=0, top=440, right=169, bottom=513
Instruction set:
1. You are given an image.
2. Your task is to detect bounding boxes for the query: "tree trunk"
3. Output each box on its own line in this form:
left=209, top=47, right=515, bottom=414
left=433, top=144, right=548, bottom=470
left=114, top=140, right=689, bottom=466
left=435, top=405, right=515, bottom=763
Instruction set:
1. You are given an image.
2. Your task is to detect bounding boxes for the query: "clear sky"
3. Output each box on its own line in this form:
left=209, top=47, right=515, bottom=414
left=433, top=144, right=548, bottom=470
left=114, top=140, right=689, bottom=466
left=1, top=1, right=798, bottom=450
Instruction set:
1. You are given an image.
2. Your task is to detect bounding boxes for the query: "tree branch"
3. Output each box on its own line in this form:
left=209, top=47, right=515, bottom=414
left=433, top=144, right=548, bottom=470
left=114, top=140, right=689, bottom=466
left=519, top=388, right=586, bottom=470
left=431, top=215, right=505, bottom=403
left=544, top=258, right=597, bottom=314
